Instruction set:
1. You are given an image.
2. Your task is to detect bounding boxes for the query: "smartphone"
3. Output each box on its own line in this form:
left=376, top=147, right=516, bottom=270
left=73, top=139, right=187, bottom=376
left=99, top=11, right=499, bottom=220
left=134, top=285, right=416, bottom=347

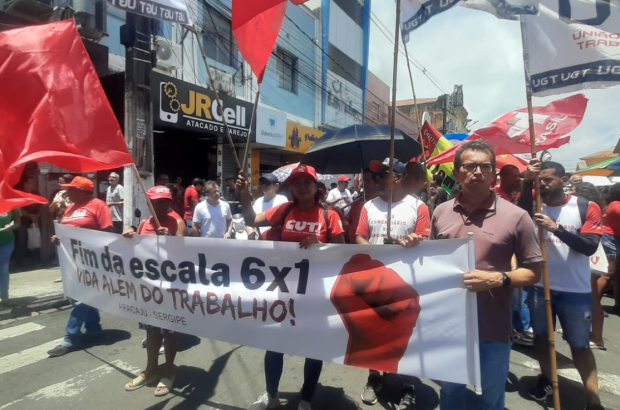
left=159, top=82, right=178, bottom=123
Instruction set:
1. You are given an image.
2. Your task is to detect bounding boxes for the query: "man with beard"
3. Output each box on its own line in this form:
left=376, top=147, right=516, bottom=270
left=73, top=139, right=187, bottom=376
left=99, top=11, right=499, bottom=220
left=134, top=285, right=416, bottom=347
left=518, top=159, right=604, bottom=410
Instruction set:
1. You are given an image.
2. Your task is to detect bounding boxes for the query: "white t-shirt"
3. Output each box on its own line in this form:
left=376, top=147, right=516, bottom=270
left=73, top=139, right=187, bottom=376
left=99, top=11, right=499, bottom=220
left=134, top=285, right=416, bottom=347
left=355, top=195, right=430, bottom=244
left=192, top=200, right=232, bottom=238
left=106, top=184, right=124, bottom=222
left=252, top=194, right=288, bottom=235
left=539, top=195, right=602, bottom=293
left=327, top=188, right=352, bottom=215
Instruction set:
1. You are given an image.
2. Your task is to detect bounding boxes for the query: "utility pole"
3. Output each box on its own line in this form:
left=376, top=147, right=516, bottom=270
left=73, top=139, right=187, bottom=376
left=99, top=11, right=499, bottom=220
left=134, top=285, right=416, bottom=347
left=121, top=13, right=154, bottom=230
left=442, top=93, right=448, bottom=135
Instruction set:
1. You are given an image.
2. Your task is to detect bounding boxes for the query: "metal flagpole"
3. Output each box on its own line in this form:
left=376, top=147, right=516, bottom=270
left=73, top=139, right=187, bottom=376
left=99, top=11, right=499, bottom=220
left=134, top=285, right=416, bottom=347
left=520, top=16, right=561, bottom=410
left=402, top=38, right=434, bottom=214
left=192, top=24, right=242, bottom=171
left=386, top=0, right=402, bottom=243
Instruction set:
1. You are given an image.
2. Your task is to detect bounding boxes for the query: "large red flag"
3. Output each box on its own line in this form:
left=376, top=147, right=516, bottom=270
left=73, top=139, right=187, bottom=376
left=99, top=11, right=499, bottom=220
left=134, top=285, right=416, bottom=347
left=427, top=94, right=588, bottom=165
left=232, top=0, right=307, bottom=83
left=0, top=20, right=133, bottom=213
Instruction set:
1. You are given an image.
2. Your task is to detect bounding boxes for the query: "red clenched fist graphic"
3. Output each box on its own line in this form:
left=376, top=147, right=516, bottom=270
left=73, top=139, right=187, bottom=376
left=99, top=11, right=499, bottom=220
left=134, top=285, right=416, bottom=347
left=330, top=254, right=421, bottom=373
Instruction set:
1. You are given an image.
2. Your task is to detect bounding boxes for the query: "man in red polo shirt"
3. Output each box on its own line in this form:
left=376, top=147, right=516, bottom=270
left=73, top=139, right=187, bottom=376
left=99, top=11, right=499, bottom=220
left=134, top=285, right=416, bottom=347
left=47, top=176, right=114, bottom=357
left=431, top=141, right=542, bottom=410
left=184, top=178, right=204, bottom=229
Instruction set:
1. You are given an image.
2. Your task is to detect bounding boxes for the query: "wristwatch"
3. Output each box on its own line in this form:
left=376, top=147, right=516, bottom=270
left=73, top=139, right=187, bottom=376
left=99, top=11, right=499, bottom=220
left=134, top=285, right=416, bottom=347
left=501, top=272, right=511, bottom=288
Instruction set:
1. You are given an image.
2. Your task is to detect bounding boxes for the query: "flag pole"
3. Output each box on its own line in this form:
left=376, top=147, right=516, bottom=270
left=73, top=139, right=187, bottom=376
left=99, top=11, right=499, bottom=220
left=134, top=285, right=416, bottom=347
left=132, top=164, right=161, bottom=229
left=386, top=0, right=402, bottom=243
left=192, top=24, right=242, bottom=171
left=520, top=17, right=561, bottom=410
left=241, top=83, right=262, bottom=174
left=402, top=39, right=434, bottom=215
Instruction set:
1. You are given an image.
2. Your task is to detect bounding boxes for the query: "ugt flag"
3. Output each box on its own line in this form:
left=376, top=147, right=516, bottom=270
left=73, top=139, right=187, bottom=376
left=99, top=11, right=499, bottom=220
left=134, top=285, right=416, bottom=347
left=0, top=20, right=134, bottom=213
left=401, top=0, right=538, bottom=38
left=522, top=0, right=620, bottom=96
left=427, top=94, right=588, bottom=165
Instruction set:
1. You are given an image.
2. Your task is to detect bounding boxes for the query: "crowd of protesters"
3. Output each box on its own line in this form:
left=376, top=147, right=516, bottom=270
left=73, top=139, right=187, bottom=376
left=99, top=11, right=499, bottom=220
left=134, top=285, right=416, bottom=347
left=1, top=140, right=619, bottom=410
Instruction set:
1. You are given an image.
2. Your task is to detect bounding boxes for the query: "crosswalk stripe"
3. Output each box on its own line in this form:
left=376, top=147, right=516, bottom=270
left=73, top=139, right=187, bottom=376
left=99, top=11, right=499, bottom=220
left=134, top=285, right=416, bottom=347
left=0, top=360, right=141, bottom=409
left=0, top=340, right=61, bottom=375
left=522, top=360, right=620, bottom=397
left=0, top=323, right=45, bottom=341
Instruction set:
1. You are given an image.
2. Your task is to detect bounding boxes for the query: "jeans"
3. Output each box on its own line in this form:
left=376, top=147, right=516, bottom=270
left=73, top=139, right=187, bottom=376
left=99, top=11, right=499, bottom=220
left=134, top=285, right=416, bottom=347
left=511, top=288, right=530, bottom=331
left=265, top=350, right=323, bottom=401
left=527, top=286, right=592, bottom=348
left=439, top=341, right=511, bottom=410
left=61, top=301, right=102, bottom=347
left=0, top=242, right=15, bottom=300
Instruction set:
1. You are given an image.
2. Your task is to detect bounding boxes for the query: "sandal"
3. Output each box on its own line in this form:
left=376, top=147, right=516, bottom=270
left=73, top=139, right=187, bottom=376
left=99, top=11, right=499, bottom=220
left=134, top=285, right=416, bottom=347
left=589, top=341, right=607, bottom=351
left=125, top=373, right=159, bottom=391
left=154, top=376, right=175, bottom=397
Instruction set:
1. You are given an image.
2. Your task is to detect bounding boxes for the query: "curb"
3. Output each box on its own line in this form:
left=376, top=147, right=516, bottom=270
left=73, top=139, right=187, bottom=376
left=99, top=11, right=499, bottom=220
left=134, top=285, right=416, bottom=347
left=0, top=294, right=71, bottom=321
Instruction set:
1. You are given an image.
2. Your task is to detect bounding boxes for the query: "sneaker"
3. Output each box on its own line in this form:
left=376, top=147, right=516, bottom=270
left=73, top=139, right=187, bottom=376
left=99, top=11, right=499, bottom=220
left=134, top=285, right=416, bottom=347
left=398, top=391, right=416, bottom=409
left=248, top=392, right=280, bottom=410
left=47, top=345, right=73, bottom=357
left=528, top=375, right=553, bottom=401
left=585, top=404, right=605, bottom=410
left=512, top=329, right=534, bottom=346
left=142, top=338, right=147, bottom=348
left=361, top=375, right=383, bottom=405
left=297, top=400, right=311, bottom=410
left=159, top=344, right=165, bottom=355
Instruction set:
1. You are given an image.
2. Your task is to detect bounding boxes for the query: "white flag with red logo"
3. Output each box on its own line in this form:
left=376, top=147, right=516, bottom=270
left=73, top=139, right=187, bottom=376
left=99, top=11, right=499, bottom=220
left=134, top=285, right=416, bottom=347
left=427, top=94, right=587, bottom=165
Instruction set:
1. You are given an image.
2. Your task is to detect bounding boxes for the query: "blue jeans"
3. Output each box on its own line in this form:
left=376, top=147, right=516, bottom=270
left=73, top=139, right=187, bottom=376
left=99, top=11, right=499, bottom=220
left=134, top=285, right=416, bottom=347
left=265, top=350, right=322, bottom=401
left=527, top=286, right=592, bottom=348
left=439, top=341, right=512, bottom=410
left=61, top=301, right=102, bottom=347
left=0, top=242, right=14, bottom=300
left=511, top=288, right=530, bottom=331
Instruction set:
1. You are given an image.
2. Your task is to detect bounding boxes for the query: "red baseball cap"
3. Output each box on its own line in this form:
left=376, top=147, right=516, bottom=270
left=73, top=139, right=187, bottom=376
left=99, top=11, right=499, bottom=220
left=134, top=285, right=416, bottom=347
left=288, top=164, right=318, bottom=184
left=60, top=176, right=93, bottom=192
left=338, top=175, right=350, bottom=182
left=147, top=185, right=173, bottom=200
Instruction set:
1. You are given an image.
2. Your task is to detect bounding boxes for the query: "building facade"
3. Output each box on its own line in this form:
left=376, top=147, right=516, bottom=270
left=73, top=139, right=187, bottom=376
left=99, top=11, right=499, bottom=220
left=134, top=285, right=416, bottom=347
left=396, top=85, right=470, bottom=135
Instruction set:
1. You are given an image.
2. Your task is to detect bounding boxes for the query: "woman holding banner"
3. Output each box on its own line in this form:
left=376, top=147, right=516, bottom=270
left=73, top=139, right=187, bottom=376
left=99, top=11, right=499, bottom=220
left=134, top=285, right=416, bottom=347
left=122, top=185, right=187, bottom=396
left=236, top=164, right=345, bottom=410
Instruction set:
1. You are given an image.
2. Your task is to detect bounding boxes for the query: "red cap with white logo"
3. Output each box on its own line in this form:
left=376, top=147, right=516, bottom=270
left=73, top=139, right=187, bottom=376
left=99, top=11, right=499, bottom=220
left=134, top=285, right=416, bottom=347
left=288, top=164, right=318, bottom=184
left=147, top=185, right=172, bottom=200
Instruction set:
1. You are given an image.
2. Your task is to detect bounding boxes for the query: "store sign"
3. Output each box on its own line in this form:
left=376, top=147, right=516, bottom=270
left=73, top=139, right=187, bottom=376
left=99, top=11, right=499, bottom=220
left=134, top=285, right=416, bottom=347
left=153, top=72, right=253, bottom=140
left=107, top=0, right=192, bottom=24
left=255, top=106, right=286, bottom=148
left=285, top=122, right=324, bottom=153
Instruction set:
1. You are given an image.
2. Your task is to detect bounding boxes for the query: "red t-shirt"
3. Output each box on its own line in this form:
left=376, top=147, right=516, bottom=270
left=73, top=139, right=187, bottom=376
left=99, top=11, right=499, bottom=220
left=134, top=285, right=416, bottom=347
left=348, top=199, right=366, bottom=244
left=184, top=186, right=199, bottom=220
left=62, top=198, right=113, bottom=231
left=603, top=201, right=620, bottom=237
left=264, top=202, right=344, bottom=243
left=495, top=186, right=520, bottom=204
left=138, top=211, right=180, bottom=236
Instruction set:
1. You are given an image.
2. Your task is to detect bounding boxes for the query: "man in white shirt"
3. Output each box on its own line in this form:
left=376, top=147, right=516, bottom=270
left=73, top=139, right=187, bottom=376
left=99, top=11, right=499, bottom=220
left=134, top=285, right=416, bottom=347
left=192, top=180, right=232, bottom=238
left=252, top=173, right=288, bottom=238
left=106, top=172, right=124, bottom=233
left=327, top=175, right=352, bottom=215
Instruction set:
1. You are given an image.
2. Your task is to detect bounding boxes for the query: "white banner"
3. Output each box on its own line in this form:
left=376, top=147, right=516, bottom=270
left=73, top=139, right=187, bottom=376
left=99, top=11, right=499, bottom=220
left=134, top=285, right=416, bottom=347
left=56, top=223, right=480, bottom=387
left=106, top=0, right=193, bottom=24
left=522, top=0, right=620, bottom=96
left=400, top=0, right=538, bottom=39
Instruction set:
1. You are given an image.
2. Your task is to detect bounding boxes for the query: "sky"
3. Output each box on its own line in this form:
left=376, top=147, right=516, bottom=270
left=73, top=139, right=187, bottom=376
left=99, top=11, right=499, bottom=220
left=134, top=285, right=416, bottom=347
left=366, top=3, right=620, bottom=171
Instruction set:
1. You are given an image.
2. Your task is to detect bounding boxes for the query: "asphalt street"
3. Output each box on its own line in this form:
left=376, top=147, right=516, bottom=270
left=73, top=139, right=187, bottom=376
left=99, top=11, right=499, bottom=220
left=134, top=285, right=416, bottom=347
left=0, top=298, right=619, bottom=410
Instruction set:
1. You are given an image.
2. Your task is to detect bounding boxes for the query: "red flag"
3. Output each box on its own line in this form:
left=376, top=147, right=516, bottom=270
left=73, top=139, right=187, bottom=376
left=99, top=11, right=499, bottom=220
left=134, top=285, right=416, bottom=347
left=232, top=0, right=307, bottom=83
left=0, top=20, right=133, bottom=213
left=427, top=94, right=588, bottom=165
left=420, top=121, right=442, bottom=153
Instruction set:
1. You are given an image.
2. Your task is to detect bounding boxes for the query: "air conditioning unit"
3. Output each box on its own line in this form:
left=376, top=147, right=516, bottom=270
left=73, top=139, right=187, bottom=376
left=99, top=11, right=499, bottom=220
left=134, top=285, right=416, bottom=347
left=210, top=67, right=234, bottom=96
left=156, top=36, right=183, bottom=71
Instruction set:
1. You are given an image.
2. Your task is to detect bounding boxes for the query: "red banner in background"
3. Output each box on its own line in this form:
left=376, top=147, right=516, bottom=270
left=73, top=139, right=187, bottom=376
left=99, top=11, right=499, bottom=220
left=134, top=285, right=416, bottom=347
left=428, top=93, right=587, bottom=166
left=0, top=20, right=133, bottom=213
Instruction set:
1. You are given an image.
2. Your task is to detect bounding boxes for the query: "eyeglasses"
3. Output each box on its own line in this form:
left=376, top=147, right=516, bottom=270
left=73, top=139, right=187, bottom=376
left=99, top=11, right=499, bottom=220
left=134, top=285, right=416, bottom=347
left=460, top=163, right=494, bottom=174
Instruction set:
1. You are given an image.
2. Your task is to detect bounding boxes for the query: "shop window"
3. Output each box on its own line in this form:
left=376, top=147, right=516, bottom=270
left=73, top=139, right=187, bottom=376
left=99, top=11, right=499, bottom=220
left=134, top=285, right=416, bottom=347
left=276, top=47, right=297, bottom=94
left=202, top=4, right=236, bottom=67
